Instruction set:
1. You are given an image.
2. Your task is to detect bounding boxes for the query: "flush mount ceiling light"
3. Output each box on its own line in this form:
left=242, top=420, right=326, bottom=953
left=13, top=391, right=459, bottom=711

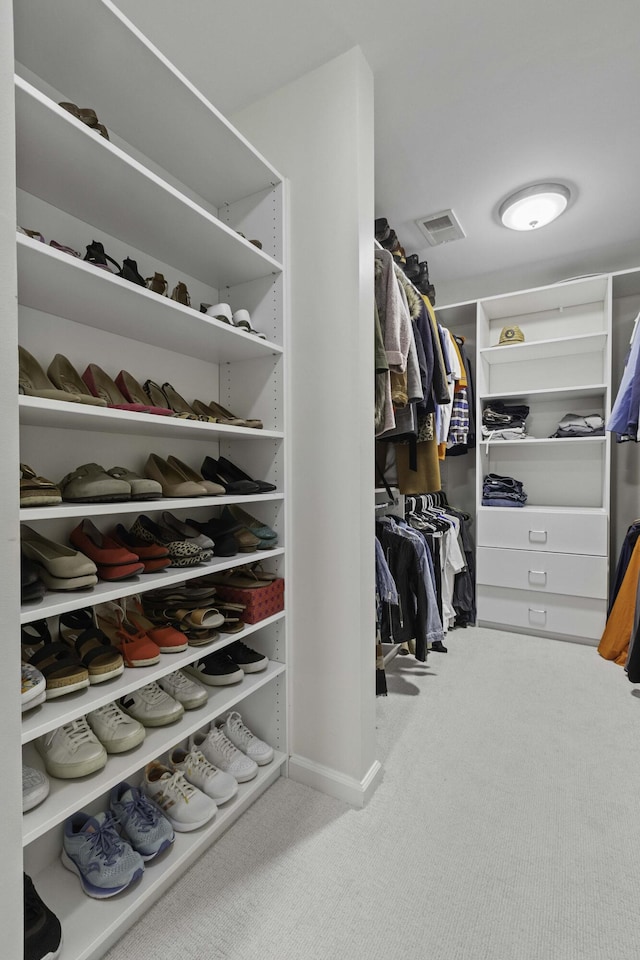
left=499, top=182, right=571, bottom=231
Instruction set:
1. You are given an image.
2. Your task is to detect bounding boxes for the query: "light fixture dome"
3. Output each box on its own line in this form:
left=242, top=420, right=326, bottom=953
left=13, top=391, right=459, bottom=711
left=499, top=182, right=570, bottom=231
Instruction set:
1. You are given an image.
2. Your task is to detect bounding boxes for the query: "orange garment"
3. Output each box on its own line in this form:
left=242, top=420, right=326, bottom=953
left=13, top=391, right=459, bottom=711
left=598, top=538, right=640, bottom=665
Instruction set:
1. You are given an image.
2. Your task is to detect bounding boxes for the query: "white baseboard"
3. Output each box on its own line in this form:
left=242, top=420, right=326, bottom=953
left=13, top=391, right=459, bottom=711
left=288, top=754, right=383, bottom=807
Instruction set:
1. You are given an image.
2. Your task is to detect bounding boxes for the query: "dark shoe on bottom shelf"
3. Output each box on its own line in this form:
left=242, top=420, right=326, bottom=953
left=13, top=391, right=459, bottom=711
left=24, top=873, right=62, bottom=960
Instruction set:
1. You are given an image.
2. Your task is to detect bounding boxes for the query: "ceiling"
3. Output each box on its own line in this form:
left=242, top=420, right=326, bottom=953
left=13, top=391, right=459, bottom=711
left=119, top=0, right=640, bottom=304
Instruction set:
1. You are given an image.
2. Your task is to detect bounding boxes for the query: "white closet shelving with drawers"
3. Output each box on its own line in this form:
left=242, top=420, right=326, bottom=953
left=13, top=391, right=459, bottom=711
left=12, top=2, right=289, bottom=958
left=475, top=276, right=612, bottom=643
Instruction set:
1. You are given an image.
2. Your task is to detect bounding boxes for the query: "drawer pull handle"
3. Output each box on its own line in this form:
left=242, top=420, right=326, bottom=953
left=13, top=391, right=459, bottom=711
left=529, top=529, right=548, bottom=543
left=528, top=569, right=547, bottom=583
left=529, top=607, right=547, bottom=621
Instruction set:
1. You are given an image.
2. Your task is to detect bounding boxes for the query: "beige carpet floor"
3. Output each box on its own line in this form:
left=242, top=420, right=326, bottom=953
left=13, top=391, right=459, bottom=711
left=103, top=627, right=640, bottom=960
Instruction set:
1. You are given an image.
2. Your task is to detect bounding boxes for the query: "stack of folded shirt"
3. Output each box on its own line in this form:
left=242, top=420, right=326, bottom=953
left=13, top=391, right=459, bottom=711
left=482, top=400, right=530, bottom=441
left=549, top=413, right=605, bottom=438
left=482, top=473, right=528, bottom=507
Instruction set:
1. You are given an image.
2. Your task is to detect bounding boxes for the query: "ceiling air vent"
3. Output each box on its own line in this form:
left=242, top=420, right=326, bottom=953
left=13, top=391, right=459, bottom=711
left=415, top=209, right=466, bottom=247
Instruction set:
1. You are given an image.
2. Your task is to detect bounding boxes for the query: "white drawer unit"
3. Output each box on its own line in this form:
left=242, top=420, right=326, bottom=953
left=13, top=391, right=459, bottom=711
left=477, top=508, right=608, bottom=557
left=477, top=585, right=607, bottom=642
left=475, top=275, right=612, bottom=642
left=476, top=546, right=608, bottom=599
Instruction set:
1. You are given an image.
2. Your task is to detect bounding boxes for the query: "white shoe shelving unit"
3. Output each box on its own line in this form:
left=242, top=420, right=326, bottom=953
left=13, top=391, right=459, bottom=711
left=12, top=2, right=289, bottom=957
left=475, top=275, right=612, bottom=643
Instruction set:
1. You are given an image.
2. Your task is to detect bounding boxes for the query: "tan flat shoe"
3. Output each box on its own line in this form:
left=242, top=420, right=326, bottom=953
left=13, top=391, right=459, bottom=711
left=19, top=345, right=84, bottom=403
left=47, top=354, right=107, bottom=406
left=144, top=453, right=208, bottom=497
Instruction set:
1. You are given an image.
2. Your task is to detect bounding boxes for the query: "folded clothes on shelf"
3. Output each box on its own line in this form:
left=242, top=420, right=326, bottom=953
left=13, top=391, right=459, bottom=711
left=482, top=472, right=528, bottom=507
left=481, top=425, right=527, bottom=441
left=549, top=413, right=605, bottom=438
left=482, top=400, right=530, bottom=430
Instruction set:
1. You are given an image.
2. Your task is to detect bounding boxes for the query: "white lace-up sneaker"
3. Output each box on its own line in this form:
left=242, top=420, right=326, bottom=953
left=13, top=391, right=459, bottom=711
left=119, top=682, right=184, bottom=726
left=36, top=717, right=107, bottom=778
left=22, top=765, right=50, bottom=812
left=142, top=761, right=217, bottom=831
left=189, top=725, right=258, bottom=783
left=87, top=701, right=146, bottom=753
left=169, top=746, right=238, bottom=804
left=157, top=669, right=208, bottom=709
left=220, top=711, right=274, bottom=765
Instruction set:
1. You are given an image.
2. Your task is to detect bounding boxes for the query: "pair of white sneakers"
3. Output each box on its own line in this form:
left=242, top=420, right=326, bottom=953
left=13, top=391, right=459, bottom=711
left=140, top=713, right=274, bottom=831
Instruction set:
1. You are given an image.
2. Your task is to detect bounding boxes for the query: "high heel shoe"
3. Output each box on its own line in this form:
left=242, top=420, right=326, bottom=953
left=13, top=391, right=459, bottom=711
left=19, top=345, right=85, bottom=404
left=83, top=241, right=120, bottom=273
left=47, top=354, right=107, bottom=407
left=161, top=383, right=216, bottom=422
left=200, top=457, right=260, bottom=495
left=94, top=602, right=161, bottom=667
left=170, top=282, right=191, bottom=306
left=216, top=455, right=277, bottom=492
left=146, top=273, right=168, bottom=296
left=114, top=370, right=173, bottom=415
left=194, top=399, right=262, bottom=430
left=119, top=258, right=146, bottom=287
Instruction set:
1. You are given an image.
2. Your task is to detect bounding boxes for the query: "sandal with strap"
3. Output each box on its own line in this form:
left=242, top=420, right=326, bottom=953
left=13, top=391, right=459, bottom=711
left=142, top=379, right=198, bottom=419
left=161, top=382, right=216, bottom=422
left=21, top=621, right=90, bottom=698
left=83, top=240, right=120, bottom=273
left=123, top=596, right=188, bottom=653
left=94, top=602, right=161, bottom=668
left=20, top=463, right=62, bottom=507
left=58, top=609, right=124, bottom=683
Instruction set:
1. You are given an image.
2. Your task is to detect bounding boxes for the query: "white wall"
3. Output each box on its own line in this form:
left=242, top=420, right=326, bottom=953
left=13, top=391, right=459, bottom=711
left=0, top=0, right=25, bottom=953
left=233, top=48, right=380, bottom=804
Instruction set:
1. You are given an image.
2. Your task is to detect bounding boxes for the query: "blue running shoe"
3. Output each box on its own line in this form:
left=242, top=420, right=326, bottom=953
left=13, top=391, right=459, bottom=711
left=61, top=811, right=144, bottom=898
left=110, top=782, right=175, bottom=860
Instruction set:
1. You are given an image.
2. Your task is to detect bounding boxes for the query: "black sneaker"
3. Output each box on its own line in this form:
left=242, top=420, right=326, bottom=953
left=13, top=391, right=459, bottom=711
left=226, top=640, right=269, bottom=674
left=183, top=651, right=244, bottom=686
left=24, top=874, right=62, bottom=960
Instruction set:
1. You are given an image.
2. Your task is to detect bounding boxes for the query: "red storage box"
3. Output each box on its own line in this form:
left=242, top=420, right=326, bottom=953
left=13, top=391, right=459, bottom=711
left=215, top=578, right=285, bottom=624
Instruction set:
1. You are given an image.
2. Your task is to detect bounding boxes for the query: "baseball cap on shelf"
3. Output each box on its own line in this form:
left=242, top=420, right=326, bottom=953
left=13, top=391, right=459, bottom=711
left=498, top=325, right=525, bottom=345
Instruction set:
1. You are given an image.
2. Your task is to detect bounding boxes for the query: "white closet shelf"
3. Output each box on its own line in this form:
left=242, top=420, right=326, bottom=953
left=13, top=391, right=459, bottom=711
left=30, top=751, right=285, bottom=960
left=480, top=384, right=607, bottom=403
left=19, top=396, right=284, bottom=441
left=17, top=237, right=284, bottom=361
left=21, top=547, right=285, bottom=624
left=15, top=78, right=283, bottom=288
left=21, top=612, right=286, bottom=745
left=19, top=492, right=284, bottom=522
left=479, top=275, right=609, bottom=320
left=481, top=436, right=606, bottom=447
left=22, top=661, right=286, bottom=846
left=477, top=504, right=607, bottom=515
left=14, top=0, right=283, bottom=208
left=479, top=332, right=607, bottom=364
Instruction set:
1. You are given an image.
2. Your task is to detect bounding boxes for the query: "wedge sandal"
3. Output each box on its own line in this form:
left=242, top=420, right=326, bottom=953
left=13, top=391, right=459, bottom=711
left=21, top=621, right=90, bottom=698
left=58, top=609, right=124, bottom=684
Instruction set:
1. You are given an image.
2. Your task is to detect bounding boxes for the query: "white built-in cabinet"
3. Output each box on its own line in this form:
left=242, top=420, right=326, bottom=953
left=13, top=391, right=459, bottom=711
left=474, top=276, right=612, bottom=643
left=13, top=2, right=288, bottom=957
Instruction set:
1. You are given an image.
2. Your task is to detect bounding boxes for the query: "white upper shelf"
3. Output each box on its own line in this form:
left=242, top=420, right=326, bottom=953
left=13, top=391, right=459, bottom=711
left=15, top=78, right=283, bottom=288
left=17, top=236, right=283, bottom=362
left=479, top=332, right=607, bottom=365
left=19, top=396, right=284, bottom=442
left=13, top=0, right=283, bottom=207
left=478, top=275, right=609, bottom=321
